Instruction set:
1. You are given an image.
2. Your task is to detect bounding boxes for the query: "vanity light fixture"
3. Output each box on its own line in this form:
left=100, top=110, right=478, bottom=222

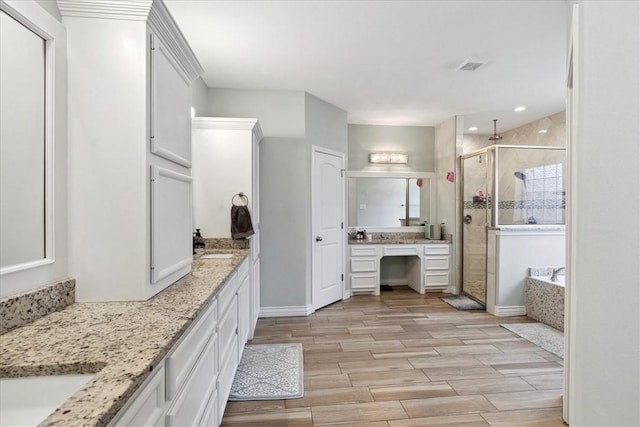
left=369, top=152, right=408, bottom=164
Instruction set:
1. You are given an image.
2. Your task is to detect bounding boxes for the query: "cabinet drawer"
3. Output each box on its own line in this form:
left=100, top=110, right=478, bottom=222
left=114, top=365, right=165, bottom=427
left=384, top=245, right=418, bottom=256
left=424, top=257, right=449, bottom=271
left=217, top=334, right=239, bottom=425
left=198, top=389, right=218, bottom=427
left=350, top=258, right=378, bottom=273
left=350, top=274, right=377, bottom=290
left=219, top=295, right=238, bottom=365
left=166, top=300, right=217, bottom=400
left=350, top=246, right=377, bottom=257
left=424, top=245, right=449, bottom=256
left=217, top=271, right=238, bottom=316
left=166, top=335, right=218, bottom=427
left=424, top=272, right=449, bottom=287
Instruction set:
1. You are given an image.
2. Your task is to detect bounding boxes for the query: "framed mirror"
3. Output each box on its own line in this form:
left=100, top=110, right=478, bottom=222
left=0, top=6, right=53, bottom=274
left=347, top=172, right=435, bottom=229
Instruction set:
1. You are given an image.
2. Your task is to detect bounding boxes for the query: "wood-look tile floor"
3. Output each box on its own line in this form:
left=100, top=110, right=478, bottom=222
left=222, top=287, right=564, bottom=427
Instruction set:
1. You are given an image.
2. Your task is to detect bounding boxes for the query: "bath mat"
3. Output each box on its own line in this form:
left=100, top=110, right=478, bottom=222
left=500, top=323, right=564, bottom=358
left=229, top=343, right=303, bottom=401
left=441, top=294, right=485, bottom=311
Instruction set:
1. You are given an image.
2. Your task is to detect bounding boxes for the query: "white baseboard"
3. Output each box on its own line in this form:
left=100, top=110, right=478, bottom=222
left=492, top=305, right=527, bottom=317
left=259, top=304, right=314, bottom=317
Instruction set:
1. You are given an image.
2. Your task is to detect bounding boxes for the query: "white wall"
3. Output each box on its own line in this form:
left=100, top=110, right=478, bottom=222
left=0, top=0, right=68, bottom=298
left=569, top=1, right=640, bottom=425
left=348, top=124, right=435, bottom=172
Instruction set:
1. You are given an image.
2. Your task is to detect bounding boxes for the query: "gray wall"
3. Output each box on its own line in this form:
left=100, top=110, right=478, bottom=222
left=206, top=88, right=305, bottom=137
left=304, top=93, right=348, bottom=305
left=205, top=88, right=308, bottom=308
left=570, top=1, right=639, bottom=424
left=35, top=0, right=61, bottom=21
left=348, top=124, right=435, bottom=172
left=205, top=89, right=347, bottom=310
left=191, top=77, right=209, bottom=118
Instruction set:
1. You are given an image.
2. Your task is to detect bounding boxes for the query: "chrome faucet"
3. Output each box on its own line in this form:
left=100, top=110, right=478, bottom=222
left=550, top=267, right=565, bottom=282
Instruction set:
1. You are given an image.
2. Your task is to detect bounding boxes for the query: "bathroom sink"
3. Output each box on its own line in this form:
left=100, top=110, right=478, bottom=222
left=200, top=253, right=234, bottom=259
left=0, top=374, right=95, bottom=426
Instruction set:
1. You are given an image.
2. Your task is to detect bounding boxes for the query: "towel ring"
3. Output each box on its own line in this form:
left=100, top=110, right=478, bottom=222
left=232, top=192, right=249, bottom=206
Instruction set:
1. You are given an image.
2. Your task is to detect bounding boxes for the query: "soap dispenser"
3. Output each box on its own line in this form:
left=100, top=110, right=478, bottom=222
left=440, top=219, right=446, bottom=239
left=424, top=219, right=431, bottom=239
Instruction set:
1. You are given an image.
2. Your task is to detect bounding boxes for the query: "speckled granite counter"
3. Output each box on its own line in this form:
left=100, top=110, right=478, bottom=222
left=0, top=249, right=248, bottom=426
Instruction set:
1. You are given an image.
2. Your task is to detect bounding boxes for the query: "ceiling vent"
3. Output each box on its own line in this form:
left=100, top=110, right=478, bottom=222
left=456, top=60, right=487, bottom=71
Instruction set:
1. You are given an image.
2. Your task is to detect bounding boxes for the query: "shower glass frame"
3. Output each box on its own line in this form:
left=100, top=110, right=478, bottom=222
left=462, top=145, right=567, bottom=229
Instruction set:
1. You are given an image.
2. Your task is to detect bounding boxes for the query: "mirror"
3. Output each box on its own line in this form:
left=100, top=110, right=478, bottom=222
left=0, top=10, right=47, bottom=270
left=347, top=174, right=434, bottom=228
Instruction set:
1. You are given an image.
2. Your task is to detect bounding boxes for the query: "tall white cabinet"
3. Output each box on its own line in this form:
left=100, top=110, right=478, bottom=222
left=192, top=118, right=263, bottom=337
left=61, top=0, right=204, bottom=301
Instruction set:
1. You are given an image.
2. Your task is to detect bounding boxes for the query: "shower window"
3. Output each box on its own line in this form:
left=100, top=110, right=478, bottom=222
left=496, top=146, right=566, bottom=226
left=521, top=163, right=564, bottom=225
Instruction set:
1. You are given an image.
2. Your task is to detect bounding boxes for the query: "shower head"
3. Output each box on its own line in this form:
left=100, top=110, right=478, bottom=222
left=514, top=171, right=526, bottom=181
left=488, top=119, right=503, bottom=141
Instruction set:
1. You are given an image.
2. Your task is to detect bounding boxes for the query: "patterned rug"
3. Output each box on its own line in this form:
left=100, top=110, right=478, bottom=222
left=229, top=343, right=304, bottom=401
left=441, top=294, right=485, bottom=311
left=500, top=323, right=564, bottom=358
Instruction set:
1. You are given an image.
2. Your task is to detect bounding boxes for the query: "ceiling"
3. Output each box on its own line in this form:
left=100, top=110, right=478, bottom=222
left=165, top=0, right=568, bottom=134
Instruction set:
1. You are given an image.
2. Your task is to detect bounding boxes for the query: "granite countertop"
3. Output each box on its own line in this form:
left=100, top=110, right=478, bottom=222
left=0, top=248, right=249, bottom=427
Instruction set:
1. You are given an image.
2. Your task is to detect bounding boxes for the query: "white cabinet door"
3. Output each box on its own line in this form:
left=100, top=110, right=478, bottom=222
left=237, top=271, right=251, bottom=356
left=250, top=256, right=260, bottom=338
left=150, top=33, right=192, bottom=167
left=113, top=365, right=165, bottom=427
left=150, top=166, right=192, bottom=285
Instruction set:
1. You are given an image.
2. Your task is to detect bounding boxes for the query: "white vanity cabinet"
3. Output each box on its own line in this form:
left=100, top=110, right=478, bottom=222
left=61, top=0, right=204, bottom=302
left=112, top=256, right=256, bottom=427
left=348, top=243, right=451, bottom=295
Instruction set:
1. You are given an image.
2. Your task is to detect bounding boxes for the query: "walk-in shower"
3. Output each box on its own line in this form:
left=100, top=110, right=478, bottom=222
left=461, top=145, right=566, bottom=306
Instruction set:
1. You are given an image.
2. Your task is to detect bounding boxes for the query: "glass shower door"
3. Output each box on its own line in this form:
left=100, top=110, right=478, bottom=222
left=462, top=153, right=488, bottom=304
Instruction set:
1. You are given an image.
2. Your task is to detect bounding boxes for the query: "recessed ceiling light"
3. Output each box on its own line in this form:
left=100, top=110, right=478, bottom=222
left=539, top=129, right=548, bottom=133
left=468, top=127, right=478, bottom=131
left=513, top=106, right=527, bottom=112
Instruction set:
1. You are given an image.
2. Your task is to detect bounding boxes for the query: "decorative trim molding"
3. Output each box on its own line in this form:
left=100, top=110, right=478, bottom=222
left=148, top=0, right=204, bottom=83
left=193, top=117, right=260, bottom=132
left=58, top=0, right=153, bottom=21
left=493, top=305, right=527, bottom=317
left=59, top=0, right=203, bottom=82
left=259, top=305, right=314, bottom=318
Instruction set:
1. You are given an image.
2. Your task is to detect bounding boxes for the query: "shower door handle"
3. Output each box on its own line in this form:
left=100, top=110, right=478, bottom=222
left=464, top=214, right=473, bottom=224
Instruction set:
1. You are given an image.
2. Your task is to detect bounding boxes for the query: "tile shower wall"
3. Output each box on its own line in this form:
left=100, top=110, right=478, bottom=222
left=463, top=112, right=566, bottom=226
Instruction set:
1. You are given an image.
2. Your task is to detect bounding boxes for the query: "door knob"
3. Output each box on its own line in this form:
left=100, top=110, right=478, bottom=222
left=464, top=214, right=473, bottom=224
left=315, top=236, right=323, bottom=242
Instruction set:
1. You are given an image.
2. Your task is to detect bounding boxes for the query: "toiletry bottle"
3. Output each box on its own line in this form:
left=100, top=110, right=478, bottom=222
left=424, top=219, right=430, bottom=239
left=440, top=219, right=446, bottom=239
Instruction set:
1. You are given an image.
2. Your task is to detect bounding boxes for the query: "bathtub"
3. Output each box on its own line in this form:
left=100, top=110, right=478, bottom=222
left=526, top=275, right=565, bottom=331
